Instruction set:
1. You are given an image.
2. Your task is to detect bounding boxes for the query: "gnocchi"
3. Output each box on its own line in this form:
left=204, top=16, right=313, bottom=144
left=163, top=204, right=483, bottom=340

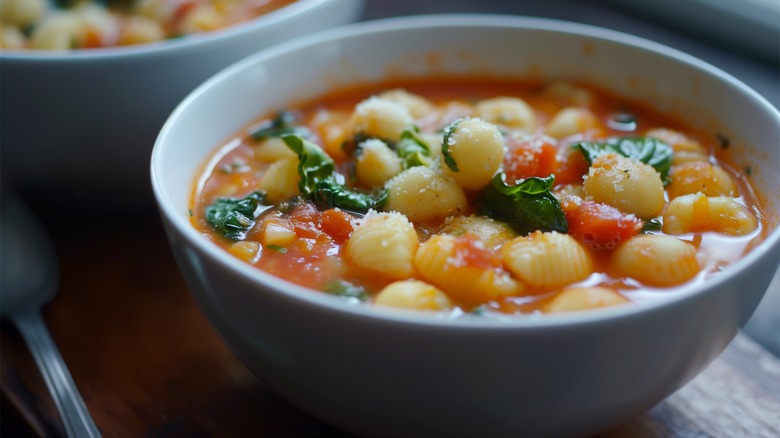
left=663, top=193, right=758, bottom=236
left=384, top=166, right=467, bottom=223
left=191, top=77, right=767, bottom=316
left=350, top=96, right=414, bottom=143
left=475, top=97, right=536, bottom=132
left=583, top=153, right=665, bottom=219
left=541, top=80, right=596, bottom=107
left=355, top=139, right=403, bottom=188
left=442, top=215, right=517, bottom=249
left=666, top=161, right=737, bottom=199
left=546, top=107, right=598, bottom=138
left=441, top=117, right=505, bottom=190
left=613, top=235, right=699, bottom=286
left=378, top=89, right=435, bottom=119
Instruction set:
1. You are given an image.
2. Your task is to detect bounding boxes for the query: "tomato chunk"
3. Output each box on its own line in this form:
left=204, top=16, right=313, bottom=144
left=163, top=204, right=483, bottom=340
left=452, top=234, right=502, bottom=270
left=562, top=198, right=643, bottom=251
left=504, top=135, right=560, bottom=183
left=555, top=149, right=590, bottom=186
left=321, top=208, right=354, bottom=241
left=288, top=203, right=325, bottom=239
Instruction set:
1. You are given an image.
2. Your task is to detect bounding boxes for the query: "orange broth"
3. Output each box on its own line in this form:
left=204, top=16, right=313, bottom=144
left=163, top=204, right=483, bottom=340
left=190, top=77, right=767, bottom=316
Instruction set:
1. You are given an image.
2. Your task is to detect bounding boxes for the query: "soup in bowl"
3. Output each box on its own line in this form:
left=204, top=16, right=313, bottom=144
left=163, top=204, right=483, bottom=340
left=151, top=15, right=780, bottom=438
left=0, top=0, right=296, bottom=50
left=0, top=0, right=363, bottom=208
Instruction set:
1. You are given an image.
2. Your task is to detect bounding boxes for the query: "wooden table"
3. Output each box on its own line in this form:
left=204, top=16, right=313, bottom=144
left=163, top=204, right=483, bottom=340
left=1, top=208, right=779, bottom=437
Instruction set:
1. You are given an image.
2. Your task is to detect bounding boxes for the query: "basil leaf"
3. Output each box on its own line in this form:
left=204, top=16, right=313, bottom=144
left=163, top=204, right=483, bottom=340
left=205, top=191, right=269, bottom=241
left=250, top=111, right=310, bottom=141
left=574, top=136, right=673, bottom=181
left=266, top=244, right=288, bottom=253
left=282, top=134, right=335, bottom=195
left=283, top=134, right=386, bottom=213
left=341, top=132, right=372, bottom=157
left=441, top=119, right=462, bottom=172
left=481, top=173, right=568, bottom=235
left=640, top=218, right=662, bottom=233
left=313, top=177, right=388, bottom=213
left=396, top=127, right=432, bottom=169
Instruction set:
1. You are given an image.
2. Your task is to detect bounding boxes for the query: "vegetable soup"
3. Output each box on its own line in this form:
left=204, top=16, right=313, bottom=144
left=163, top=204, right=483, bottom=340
left=190, top=77, right=767, bottom=316
left=0, top=0, right=295, bottom=50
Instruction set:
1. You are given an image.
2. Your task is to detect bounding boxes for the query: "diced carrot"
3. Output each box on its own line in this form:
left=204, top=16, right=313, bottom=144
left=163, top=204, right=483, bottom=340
left=321, top=208, right=354, bottom=240
left=562, top=198, right=643, bottom=251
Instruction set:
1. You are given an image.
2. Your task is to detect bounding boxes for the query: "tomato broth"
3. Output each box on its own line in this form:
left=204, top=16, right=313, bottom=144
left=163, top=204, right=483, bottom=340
left=190, top=77, right=766, bottom=316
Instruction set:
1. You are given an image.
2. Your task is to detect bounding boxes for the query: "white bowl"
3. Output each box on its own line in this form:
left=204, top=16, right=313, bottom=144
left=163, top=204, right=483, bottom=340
left=0, top=0, right=363, bottom=209
left=151, top=15, right=780, bottom=438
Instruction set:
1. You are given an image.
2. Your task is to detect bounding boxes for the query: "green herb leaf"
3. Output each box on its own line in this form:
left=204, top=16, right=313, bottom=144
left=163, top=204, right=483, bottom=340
left=282, top=134, right=335, bottom=195
left=205, top=191, right=269, bottom=241
left=324, top=280, right=370, bottom=301
left=341, top=132, right=372, bottom=157
left=441, top=119, right=462, bottom=172
left=313, top=178, right=388, bottom=213
left=266, top=244, right=288, bottom=253
left=283, top=134, right=386, bottom=213
left=640, top=218, right=662, bottom=233
left=574, top=136, right=673, bottom=181
left=313, top=177, right=388, bottom=213
left=481, top=173, right=568, bottom=235
left=396, top=127, right=432, bottom=169
left=250, top=111, right=310, bottom=141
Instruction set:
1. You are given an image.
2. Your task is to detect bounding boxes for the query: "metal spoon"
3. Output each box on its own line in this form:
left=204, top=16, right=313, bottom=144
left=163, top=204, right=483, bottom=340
left=0, top=192, right=100, bottom=437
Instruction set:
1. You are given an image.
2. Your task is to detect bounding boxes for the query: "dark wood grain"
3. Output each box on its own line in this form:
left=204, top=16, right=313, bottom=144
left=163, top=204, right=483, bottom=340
left=1, top=216, right=778, bottom=437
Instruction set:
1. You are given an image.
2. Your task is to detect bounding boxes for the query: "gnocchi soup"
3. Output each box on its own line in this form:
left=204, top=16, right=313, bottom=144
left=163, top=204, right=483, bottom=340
left=0, top=0, right=294, bottom=50
left=190, top=77, right=767, bottom=316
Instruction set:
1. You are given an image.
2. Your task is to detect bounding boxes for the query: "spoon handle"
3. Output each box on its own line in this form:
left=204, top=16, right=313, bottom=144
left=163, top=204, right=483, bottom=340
left=13, top=309, right=101, bottom=438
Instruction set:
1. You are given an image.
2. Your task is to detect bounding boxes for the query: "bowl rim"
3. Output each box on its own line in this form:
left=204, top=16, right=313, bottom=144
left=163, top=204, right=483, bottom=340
left=0, top=0, right=339, bottom=62
left=152, top=13, right=780, bottom=329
